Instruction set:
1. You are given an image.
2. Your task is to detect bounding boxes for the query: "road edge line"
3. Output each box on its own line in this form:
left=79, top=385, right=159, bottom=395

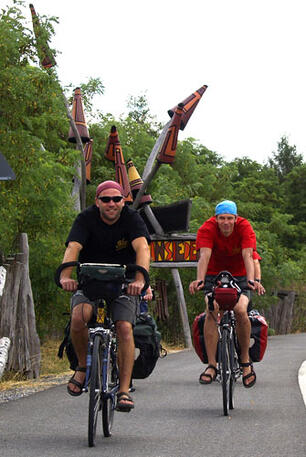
left=298, top=360, right=306, bottom=408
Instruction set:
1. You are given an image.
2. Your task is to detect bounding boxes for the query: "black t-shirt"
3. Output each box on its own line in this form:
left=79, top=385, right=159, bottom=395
left=65, top=205, right=150, bottom=265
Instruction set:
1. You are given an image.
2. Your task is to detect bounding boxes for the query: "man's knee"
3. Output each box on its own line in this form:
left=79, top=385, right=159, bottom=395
left=71, top=303, right=93, bottom=331
left=116, top=321, right=133, bottom=343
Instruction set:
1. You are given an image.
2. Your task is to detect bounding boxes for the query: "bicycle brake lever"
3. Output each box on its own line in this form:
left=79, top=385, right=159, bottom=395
left=207, top=292, right=215, bottom=312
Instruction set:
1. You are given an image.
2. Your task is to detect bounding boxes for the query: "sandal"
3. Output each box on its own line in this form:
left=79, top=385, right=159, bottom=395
left=67, top=366, right=86, bottom=396
left=116, top=392, right=134, bottom=412
left=241, top=362, right=256, bottom=388
left=199, top=364, right=217, bottom=384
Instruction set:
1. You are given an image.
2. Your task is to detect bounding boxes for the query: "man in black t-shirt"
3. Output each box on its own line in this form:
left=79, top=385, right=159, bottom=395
left=60, top=180, right=151, bottom=412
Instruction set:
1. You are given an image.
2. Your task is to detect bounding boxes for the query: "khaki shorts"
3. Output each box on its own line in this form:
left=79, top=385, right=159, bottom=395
left=71, top=290, right=139, bottom=326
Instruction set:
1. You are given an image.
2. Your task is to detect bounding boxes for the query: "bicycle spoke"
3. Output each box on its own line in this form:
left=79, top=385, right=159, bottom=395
left=221, top=328, right=230, bottom=416
left=102, top=339, right=119, bottom=437
left=88, top=335, right=102, bottom=447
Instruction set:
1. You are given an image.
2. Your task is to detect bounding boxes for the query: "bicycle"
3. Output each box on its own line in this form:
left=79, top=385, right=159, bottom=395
left=207, top=271, right=242, bottom=416
left=55, top=261, right=149, bottom=447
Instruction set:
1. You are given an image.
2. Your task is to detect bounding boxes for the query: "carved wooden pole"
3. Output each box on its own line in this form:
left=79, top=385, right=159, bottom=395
left=134, top=114, right=192, bottom=347
left=64, top=91, right=87, bottom=211
left=0, top=234, right=40, bottom=378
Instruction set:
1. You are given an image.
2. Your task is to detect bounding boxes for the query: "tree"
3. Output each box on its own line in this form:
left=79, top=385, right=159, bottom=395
left=269, top=136, right=303, bottom=182
left=0, top=3, right=78, bottom=334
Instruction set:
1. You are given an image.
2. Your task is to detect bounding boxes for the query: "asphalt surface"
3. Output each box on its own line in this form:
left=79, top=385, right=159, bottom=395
left=1, top=333, right=305, bottom=457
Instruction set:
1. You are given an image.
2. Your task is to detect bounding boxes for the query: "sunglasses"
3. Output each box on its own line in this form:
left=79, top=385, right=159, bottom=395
left=97, top=196, right=123, bottom=203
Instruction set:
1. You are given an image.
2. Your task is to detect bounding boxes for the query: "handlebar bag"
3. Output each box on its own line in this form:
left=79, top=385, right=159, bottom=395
left=214, top=287, right=238, bottom=311
left=79, top=263, right=126, bottom=301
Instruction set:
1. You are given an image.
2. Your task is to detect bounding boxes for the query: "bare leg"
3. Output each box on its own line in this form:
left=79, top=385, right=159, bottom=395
left=116, top=320, right=135, bottom=407
left=69, top=302, right=93, bottom=394
left=200, top=299, right=219, bottom=383
left=234, top=295, right=255, bottom=386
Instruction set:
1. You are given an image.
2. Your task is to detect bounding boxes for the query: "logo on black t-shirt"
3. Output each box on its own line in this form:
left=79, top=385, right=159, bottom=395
left=116, top=238, right=128, bottom=251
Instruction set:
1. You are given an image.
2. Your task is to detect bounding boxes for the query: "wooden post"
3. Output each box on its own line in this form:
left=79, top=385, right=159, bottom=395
left=171, top=269, right=192, bottom=348
left=265, top=290, right=296, bottom=334
left=0, top=234, right=40, bottom=378
left=132, top=121, right=170, bottom=210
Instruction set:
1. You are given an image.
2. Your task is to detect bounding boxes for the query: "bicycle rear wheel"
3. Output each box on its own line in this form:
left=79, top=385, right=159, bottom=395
left=221, top=328, right=230, bottom=416
left=88, top=335, right=103, bottom=447
left=102, top=342, right=118, bottom=437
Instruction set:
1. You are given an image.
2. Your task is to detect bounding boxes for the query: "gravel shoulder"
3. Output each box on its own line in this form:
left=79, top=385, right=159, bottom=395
left=0, top=373, right=70, bottom=404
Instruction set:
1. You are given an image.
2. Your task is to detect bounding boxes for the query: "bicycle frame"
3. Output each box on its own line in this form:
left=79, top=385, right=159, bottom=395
left=215, top=310, right=241, bottom=415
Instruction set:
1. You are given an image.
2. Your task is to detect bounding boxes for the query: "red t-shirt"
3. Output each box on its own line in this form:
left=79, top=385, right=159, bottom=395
left=196, top=216, right=256, bottom=276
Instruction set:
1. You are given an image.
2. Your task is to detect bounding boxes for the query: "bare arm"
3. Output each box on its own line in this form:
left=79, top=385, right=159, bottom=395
left=60, top=241, right=83, bottom=291
left=189, top=247, right=212, bottom=294
left=254, top=259, right=261, bottom=280
left=128, top=236, right=150, bottom=296
left=242, top=247, right=254, bottom=283
left=243, top=248, right=265, bottom=295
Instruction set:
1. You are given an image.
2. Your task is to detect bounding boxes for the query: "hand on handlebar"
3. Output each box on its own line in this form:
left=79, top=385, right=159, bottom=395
left=248, top=279, right=265, bottom=296
left=60, top=277, right=78, bottom=292
left=127, top=278, right=146, bottom=296
left=143, top=285, right=153, bottom=301
left=189, top=279, right=204, bottom=295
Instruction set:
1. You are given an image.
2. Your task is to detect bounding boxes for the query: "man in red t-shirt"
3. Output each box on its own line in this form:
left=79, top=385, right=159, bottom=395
left=189, top=200, right=265, bottom=388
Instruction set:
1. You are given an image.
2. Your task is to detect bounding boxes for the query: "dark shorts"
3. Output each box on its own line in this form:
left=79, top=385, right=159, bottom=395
left=203, top=275, right=251, bottom=300
left=71, top=290, right=139, bottom=326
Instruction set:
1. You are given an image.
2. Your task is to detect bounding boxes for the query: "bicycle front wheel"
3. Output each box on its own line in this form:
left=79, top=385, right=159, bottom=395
left=221, top=328, right=230, bottom=416
left=229, top=332, right=239, bottom=410
left=88, top=335, right=103, bottom=447
left=102, top=342, right=118, bottom=437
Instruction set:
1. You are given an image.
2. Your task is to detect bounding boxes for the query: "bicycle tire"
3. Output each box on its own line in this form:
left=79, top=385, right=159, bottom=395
left=88, top=335, right=103, bottom=447
left=228, top=333, right=237, bottom=410
left=221, top=328, right=230, bottom=416
left=102, top=341, right=118, bottom=437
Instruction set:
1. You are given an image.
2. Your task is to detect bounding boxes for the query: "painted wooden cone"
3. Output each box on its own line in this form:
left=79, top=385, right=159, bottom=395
left=126, top=159, right=152, bottom=206
left=106, top=127, right=133, bottom=203
left=168, top=85, right=208, bottom=131
left=104, top=125, right=117, bottom=162
left=29, top=4, right=56, bottom=69
left=83, top=139, right=93, bottom=184
left=157, top=103, right=183, bottom=164
left=68, top=88, right=90, bottom=143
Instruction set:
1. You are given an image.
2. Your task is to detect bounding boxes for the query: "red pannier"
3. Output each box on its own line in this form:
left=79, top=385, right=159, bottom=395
left=192, top=312, right=208, bottom=363
left=192, top=309, right=268, bottom=364
left=249, top=310, right=268, bottom=362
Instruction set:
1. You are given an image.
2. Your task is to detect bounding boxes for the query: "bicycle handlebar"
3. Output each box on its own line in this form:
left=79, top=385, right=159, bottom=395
left=54, top=262, right=150, bottom=293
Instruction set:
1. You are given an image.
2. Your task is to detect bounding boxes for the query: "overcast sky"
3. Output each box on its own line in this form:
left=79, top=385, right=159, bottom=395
left=22, top=0, right=306, bottom=164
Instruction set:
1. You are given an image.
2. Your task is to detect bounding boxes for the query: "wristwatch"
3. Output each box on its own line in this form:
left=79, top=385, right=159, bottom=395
left=255, top=278, right=262, bottom=283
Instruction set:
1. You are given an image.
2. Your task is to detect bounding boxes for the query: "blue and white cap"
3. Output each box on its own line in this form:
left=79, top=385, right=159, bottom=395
left=215, top=200, right=237, bottom=216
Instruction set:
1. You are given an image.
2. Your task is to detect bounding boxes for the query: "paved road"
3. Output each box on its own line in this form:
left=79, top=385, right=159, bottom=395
left=1, top=333, right=305, bottom=457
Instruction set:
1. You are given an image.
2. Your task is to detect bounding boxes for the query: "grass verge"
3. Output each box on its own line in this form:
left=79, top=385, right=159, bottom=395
left=0, top=339, right=184, bottom=392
